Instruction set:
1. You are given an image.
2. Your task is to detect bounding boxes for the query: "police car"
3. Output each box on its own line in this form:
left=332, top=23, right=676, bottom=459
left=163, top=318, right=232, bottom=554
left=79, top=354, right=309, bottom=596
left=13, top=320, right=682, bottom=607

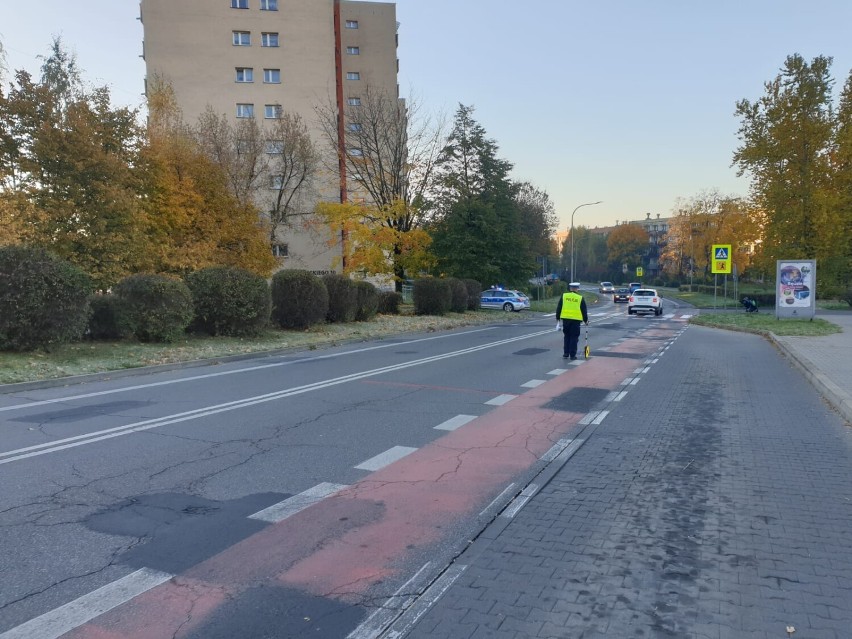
left=480, top=288, right=530, bottom=312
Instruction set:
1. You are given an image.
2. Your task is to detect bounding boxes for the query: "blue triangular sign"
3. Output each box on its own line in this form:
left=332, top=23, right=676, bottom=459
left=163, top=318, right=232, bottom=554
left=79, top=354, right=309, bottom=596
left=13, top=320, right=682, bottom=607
left=715, top=247, right=728, bottom=259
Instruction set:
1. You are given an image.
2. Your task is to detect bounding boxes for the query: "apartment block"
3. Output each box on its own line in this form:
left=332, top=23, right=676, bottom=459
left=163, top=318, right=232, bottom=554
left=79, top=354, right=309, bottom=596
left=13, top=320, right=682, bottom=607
left=139, top=0, right=399, bottom=273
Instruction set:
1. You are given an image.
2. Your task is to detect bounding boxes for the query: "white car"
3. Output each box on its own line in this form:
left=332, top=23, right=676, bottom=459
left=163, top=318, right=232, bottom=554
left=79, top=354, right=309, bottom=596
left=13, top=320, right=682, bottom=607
left=480, top=289, right=530, bottom=312
left=627, top=288, right=663, bottom=316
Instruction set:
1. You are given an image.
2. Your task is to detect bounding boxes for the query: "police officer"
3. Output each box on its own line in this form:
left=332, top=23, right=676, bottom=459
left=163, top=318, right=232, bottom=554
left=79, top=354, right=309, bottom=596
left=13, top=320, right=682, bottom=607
left=555, top=282, right=589, bottom=359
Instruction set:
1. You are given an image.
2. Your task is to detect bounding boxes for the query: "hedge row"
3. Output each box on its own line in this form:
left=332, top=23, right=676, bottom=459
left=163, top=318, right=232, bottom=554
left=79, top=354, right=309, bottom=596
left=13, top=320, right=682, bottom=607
left=1, top=246, right=487, bottom=352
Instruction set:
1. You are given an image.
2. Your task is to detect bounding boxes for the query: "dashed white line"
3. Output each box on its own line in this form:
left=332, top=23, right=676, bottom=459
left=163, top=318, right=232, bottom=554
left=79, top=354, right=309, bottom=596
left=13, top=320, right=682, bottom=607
left=541, top=438, right=573, bottom=462
left=547, top=368, right=568, bottom=375
left=249, top=482, right=348, bottom=523
left=0, top=568, right=173, bottom=639
left=502, top=484, right=539, bottom=519
left=521, top=379, right=546, bottom=388
left=434, top=414, right=477, bottom=431
left=355, top=446, right=418, bottom=471
left=485, top=394, right=516, bottom=406
left=479, top=483, right=518, bottom=516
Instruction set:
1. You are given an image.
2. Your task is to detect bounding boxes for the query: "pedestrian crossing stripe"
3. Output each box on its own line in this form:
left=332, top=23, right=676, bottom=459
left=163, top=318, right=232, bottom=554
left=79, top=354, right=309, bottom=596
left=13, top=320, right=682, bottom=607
left=715, top=247, right=729, bottom=259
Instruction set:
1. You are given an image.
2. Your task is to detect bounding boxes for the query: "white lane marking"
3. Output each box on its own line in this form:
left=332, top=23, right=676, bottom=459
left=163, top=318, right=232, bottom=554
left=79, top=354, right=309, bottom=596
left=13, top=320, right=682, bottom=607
left=434, top=414, right=477, bottom=431
left=249, top=483, right=348, bottom=523
left=540, top=438, right=573, bottom=462
left=579, top=411, right=602, bottom=425
left=521, top=379, right=546, bottom=388
left=0, top=568, right=173, bottom=639
left=614, top=391, right=628, bottom=401
left=355, top=446, right=418, bottom=471
left=479, top=483, right=517, bottom=516
left=485, top=394, right=516, bottom=406
left=347, top=562, right=434, bottom=639
left=630, top=378, right=641, bottom=385
left=1, top=329, right=554, bottom=466
left=681, top=314, right=693, bottom=319
left=501, top=484, right=539, bottom=519
left=0, top=327, right=503, bottom=414
left=604, top=391, right=620, bottom=402
left=642, top=366, right=652, bottom=374
left=547, top=368, right=568, bottom=375
left=634, top=367, right=646, bottom=374
left=592, top=410, right=609, bottom=425
left=383, top=564, right=468, bottom=639
left=620, top=378, right=633, bottom=386
left=598, top=346, right=611, bottom=351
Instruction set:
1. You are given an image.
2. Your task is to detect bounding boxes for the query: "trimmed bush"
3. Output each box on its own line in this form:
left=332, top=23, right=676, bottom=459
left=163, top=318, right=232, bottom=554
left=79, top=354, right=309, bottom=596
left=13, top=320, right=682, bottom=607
left=88, top=294, right=131, bottom=340
left=413, top=278, right=452, bottom=316
left=271, top=269, right=328, bottom=329
left=186, top=266, right=271, bottom=337
left=462, top=279, right=482, bottom=310
left=551, top=281, right=567, bottom=298
left=113, top=274, right=194, bottom=343
left=378, top=290, right=402, bottom=314
left=446, top=278, right=468, bottom=313
left=0, top=245, right=93, bottom=351
left=323, top=274, right=358, bottom=323
left=353, top=280, right=380, bottom=321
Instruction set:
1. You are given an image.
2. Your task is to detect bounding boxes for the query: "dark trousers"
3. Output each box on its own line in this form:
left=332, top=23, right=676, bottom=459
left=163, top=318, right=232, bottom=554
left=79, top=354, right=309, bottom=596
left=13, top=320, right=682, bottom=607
left=562, top=320, right=581, bottom=357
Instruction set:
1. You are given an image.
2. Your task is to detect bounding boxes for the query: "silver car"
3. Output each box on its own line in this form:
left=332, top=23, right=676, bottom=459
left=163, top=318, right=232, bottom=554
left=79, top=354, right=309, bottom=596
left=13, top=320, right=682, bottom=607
left=480, top=289, right=530, bottom=312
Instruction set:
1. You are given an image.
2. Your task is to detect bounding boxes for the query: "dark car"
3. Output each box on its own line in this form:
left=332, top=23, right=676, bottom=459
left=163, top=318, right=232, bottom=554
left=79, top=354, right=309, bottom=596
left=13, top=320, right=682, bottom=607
left=613, top=288, right=630, bottom=303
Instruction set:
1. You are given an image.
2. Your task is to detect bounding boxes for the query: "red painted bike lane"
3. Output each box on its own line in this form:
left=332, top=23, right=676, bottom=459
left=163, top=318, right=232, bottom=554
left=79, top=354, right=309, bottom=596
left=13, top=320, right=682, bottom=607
left=64, top=323, right=679, bottom=639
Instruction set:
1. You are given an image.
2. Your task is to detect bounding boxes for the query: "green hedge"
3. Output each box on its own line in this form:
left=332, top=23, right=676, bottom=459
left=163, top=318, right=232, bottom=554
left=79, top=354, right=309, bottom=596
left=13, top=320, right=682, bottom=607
left=185, top=266, right=271, bottom=337
left=0, top=245, right=93, bottom=351
left=353, top=280, right=379, bottom=321
left=323, top=274, right=358, bottom=323
left=446, top=277, right=469, bottom=313
left=413, top=278, right=451, bottom=315
left=462, top=279, right=482, bottom=310
left=271, top=269, right=328, bottom=329
left=113, top=273, right=194, bottom=343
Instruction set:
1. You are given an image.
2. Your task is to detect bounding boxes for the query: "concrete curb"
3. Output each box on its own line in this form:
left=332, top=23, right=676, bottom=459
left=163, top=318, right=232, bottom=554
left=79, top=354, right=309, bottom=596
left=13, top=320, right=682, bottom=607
left=769, top=332, right=852, bottom=425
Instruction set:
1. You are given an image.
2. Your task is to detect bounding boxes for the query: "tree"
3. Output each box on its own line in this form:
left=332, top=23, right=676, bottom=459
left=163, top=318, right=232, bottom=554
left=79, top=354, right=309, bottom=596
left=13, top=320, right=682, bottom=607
left=606, top=223, right=648, bottom=275
left=315, top=84, right=444, bottom=285
left=823, top=70, right=852, bottom=290
left=733, top=54, right=835, bottom=275
left=427, top=104, right=533, bottom=285
left=140, top=79, right=276, bottom=277
left=0, top=39, right=147, bottom=289
left=314, top=200, right=434, bottom=280
left=513, top=181, right=558, bottom=259
left=263, top=112, right=320, bottom=248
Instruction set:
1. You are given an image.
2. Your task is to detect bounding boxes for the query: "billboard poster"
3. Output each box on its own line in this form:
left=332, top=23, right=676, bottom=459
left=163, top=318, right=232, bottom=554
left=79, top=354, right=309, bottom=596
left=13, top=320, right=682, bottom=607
left=775, top=260, right=816, bottom=319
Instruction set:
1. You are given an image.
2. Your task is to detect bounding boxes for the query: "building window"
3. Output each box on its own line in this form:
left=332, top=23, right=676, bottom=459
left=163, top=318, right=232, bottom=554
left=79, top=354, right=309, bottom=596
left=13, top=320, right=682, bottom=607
left=236, top=139, right=252, bottom=155
left=261, top=32, right=279, bottom=47
left=269, top=174, right=284, bottom=189
left=231, top=0, right=248, bottom=8
left=264, top=104, right=282, bottom=119
left=346, top=46, right=360, bottom=55
left=265, top=140, right=284, bottom=154
left=347, top=97, right=361, bottom=106
left=345, top=20, right=359, bottom=29
left=233, top=31, right=250, bottom=46
left=235, top=67, right=253, bottom=83
left=346, top=71, right=360, bottom=81
left=272, top=243, right=288, bottom=257
left=260, top=0, right=278, bottom=9
left=348, top=123, right=362, bottom=132
left=236, top=103, right=254, bottom=118
left=264, top=68, right=281, bottom=84
left=348, top=148, right=364, bottom=157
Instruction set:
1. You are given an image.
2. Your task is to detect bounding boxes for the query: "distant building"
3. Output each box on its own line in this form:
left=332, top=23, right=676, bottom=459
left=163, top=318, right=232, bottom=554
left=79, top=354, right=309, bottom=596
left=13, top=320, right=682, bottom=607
left=139, top=0, right=400, bottom=274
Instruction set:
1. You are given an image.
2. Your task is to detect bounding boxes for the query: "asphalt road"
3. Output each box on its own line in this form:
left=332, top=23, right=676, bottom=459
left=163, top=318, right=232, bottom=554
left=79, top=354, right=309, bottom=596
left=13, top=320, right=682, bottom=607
left=1, top=292, right=781, bottom=639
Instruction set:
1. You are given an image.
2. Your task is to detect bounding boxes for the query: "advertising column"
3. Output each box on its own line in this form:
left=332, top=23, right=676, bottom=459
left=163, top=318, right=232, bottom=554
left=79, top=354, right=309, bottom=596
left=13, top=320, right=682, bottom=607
left=775, top=260, right=816, bottom=319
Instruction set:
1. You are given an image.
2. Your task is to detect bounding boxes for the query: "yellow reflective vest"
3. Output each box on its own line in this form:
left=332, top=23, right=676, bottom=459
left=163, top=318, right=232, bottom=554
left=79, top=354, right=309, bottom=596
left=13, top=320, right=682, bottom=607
left=559, top=292, right=584, bottom=320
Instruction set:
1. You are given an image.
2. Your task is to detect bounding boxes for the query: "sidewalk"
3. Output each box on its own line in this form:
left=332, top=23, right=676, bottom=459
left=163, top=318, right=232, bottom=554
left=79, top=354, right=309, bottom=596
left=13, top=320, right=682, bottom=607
left=768, top=311, right=852, bottom=424
left=386, top=311, right=852, bottom=639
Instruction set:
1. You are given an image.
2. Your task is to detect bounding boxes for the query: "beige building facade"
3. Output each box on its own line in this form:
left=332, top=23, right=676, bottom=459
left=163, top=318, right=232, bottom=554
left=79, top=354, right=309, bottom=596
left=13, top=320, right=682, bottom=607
left=139, top=0, right=399, bottom=274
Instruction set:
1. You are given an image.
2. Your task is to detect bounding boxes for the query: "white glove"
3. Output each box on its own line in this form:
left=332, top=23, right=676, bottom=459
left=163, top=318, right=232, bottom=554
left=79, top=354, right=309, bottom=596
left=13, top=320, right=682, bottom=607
left=555, top=321, right=562, bottom=331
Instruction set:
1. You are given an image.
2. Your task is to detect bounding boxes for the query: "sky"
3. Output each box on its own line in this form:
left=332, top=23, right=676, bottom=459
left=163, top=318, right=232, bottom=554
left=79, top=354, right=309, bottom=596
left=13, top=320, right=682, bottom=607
left=2, top=0, right=852, bottom=233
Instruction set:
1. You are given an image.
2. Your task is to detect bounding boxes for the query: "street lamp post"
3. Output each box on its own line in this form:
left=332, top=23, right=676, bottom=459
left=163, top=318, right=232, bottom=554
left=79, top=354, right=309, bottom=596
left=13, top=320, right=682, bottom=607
left=570, top=201, right=602, bottom=283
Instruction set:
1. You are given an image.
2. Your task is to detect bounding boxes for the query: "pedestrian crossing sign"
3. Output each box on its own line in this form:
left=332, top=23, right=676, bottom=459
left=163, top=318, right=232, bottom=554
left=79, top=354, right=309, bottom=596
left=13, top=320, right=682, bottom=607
left=711, top=244, right=732, bottom=274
